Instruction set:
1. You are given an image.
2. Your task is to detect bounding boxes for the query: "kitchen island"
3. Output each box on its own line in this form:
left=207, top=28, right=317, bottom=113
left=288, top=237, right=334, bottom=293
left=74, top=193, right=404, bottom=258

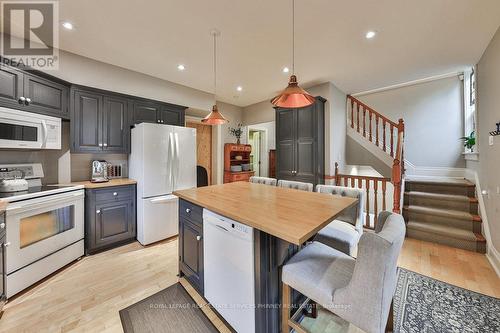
left=174, top=181, right=357, bottom=333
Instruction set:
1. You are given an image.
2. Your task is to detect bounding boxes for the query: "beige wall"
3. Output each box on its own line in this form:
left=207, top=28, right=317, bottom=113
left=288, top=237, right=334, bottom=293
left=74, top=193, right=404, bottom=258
left=356, top=76, right=465, bottom=169
left=468, top=26, right=500, bottom=253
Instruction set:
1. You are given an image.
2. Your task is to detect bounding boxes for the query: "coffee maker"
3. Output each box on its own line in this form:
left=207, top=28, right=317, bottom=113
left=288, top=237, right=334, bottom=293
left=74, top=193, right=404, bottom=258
left=91, top=160, right=109, bottom=183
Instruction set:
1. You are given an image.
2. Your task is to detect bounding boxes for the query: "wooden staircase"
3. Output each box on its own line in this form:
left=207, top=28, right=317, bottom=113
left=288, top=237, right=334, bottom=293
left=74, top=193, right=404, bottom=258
left=403, top=178, right=486, bottom=253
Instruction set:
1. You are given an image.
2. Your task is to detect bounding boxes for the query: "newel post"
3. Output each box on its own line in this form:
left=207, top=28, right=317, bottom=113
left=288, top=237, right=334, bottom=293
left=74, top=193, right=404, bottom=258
left=334, top=162, right=340, bottom=186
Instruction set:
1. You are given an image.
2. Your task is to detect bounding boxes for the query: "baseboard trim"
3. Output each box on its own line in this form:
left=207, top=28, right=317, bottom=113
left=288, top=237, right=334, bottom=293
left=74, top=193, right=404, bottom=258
left=465, top=169, right=500, bottom=277
left=405, top=161, right=467, bottom=178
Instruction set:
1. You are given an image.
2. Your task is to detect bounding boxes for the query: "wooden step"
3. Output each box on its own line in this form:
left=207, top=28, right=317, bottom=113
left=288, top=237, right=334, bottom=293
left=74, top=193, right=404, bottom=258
left=404, top=191, right=478, bottom=214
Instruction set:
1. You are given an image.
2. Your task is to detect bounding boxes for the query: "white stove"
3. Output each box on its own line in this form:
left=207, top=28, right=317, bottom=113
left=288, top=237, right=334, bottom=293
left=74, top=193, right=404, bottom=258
left=0, top=164, right=84, bottom=298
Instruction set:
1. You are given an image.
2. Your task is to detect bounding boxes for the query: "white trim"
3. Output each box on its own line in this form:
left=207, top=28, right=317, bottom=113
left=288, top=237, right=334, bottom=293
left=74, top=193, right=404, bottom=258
left=404, top=160, right=467, bottom=178
left=465, top=169, right=500, bottom=277
left=347, top=127, right=394, bottom=167
left=352, top=72, right=462, bottom=97
left=463, top=152, right=479, bottom=161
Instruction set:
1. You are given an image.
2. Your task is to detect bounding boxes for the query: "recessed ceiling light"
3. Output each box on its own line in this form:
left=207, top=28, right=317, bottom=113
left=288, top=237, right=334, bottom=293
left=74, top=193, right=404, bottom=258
left=62, top=21, right=74, bottom=30
left=177, top=64, right=185, bottom=71
left=282, top=67, right=290, bottom=73
left=236, top=86, right=243, bottom=92
left=365, top=31, right=376, bottom=39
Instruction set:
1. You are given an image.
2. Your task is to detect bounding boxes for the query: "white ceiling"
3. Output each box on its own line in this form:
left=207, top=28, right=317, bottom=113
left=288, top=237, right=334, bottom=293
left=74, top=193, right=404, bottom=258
left=57, top=0, right=500, bottom=107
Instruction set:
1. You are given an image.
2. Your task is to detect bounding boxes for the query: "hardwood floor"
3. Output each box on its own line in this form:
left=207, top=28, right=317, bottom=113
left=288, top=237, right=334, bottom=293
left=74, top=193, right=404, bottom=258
left=0, top=237, right=498, bottom=332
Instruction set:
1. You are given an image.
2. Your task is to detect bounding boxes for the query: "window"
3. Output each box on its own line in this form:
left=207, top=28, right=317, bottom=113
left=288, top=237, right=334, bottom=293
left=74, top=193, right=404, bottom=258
left=463, top=67, right=477, bottom=152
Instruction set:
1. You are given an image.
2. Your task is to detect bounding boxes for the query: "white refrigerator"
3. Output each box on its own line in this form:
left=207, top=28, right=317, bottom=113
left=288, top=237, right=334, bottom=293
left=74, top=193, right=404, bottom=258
left=129, top=123, right=196, bottom=245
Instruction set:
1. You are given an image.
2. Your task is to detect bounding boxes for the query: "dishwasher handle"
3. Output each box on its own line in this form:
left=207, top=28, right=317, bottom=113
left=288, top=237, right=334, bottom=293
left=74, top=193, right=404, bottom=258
left=214, top=224, right=229, bottom=232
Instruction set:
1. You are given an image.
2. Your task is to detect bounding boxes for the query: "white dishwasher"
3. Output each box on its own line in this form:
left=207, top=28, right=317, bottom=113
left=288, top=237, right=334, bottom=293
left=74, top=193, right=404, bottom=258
left=203, top=209, right=255, bottom=333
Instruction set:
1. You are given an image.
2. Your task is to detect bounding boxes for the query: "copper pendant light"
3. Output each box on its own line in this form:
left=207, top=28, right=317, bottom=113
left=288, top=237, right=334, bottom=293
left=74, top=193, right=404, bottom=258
left=202, top=30, right=228, bottom=125
left=271, top=0, right=314, bottom=109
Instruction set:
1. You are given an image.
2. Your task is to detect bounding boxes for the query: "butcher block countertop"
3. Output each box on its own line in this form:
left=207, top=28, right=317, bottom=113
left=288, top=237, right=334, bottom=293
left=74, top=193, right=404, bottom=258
left=174, top=181, right=358, bottom=245
left=0, top=200, right=7, bottom=213
left=71, top=178, right=137, bottom=189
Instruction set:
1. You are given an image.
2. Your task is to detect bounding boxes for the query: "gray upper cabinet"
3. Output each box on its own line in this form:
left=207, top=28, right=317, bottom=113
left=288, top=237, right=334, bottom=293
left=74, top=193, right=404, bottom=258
left=132, top=100, right=186, bottom=126
left=0, top=65, right=69, bottom=118
left=23, top=74, right=69, bottom=118
left=71, top=87, right=128, bottom=154
left=275, top=97, right=326, bottom=186
left=0, top=66, right=23, bottom=109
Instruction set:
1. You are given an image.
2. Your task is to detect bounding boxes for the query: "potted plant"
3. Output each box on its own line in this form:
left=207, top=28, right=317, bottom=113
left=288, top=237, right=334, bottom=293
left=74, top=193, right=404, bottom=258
left=229, top=123, right=244, bottom=144
left=460, top=131, right=476, bottom=152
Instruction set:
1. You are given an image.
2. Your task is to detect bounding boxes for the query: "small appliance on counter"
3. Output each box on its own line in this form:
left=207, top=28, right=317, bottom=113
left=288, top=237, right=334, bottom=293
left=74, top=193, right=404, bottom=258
left=0, top=167, right=29, bottom=192
left=91, top=160, right=109, bottom=183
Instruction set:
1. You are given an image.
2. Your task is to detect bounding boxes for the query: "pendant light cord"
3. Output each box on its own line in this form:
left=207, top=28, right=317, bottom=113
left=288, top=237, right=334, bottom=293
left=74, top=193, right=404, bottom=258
left=213, top=33, right=217, bottom=99
left=292, top=0, right=295, bottom=75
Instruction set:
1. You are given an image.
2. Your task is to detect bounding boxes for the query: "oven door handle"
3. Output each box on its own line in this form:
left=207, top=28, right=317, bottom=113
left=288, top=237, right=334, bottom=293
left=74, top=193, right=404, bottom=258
left=6, top=190, right=84, bottom=214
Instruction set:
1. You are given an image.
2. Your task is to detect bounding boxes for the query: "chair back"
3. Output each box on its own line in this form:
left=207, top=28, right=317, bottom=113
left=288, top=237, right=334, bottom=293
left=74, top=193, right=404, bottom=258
left=277, top=180, right=313, bottom=192
left=316, top=185, right=365, bottom=232
left=333, top=211, right=406, bottom=333
left=196, top=165, right=209, bottom=187
left=249, top=176, right=277, bottom=186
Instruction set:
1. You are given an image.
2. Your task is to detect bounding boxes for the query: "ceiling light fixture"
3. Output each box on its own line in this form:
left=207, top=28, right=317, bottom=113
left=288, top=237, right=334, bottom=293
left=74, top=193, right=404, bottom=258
left=236, top=86, right=243, bottom=92
left=283, top=67, right=290, bottom=73
left=177, top=64, right=185, bottom=71
left=202, top=30, right=228, bottom=125
left=365, top=31, right=376, bottom=39
left=271, top=0, right=314, bottom=109
left=62, top=21, right=74, bottom=30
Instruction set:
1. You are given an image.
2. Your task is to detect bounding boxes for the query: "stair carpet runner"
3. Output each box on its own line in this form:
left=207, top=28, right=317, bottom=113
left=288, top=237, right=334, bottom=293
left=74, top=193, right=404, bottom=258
left=403, top=177, right=486, bottom=253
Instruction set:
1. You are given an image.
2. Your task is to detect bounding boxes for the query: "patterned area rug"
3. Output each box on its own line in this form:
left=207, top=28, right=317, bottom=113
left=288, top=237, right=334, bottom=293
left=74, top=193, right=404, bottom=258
left=299, top=268, right=500, bottom=333
left=394, top=268, right=500, bottom=333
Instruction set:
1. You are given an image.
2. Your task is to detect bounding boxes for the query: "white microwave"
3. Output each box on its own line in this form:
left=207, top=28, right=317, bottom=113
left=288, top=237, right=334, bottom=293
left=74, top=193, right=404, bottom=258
left=0, top=107, right=61, bottom=150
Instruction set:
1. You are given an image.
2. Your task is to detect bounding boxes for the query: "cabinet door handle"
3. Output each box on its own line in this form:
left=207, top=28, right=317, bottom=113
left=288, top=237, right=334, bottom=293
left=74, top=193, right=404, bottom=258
left=157, top=119, right=160, bottom=123
left=25, top=97, right=31, bottom=105
left=0, top=223, right=5, bottom=229
left=103, top=143, right=108, bottom=147
left=98, top=143, right=103, bottom=147
left=196, top=235, right=201, bottom=241
left=113, top=192, right=118, bottom=196
left=18, top=96, right=26, bottom=104
left=96, top=210, right=101, bottom=214
left=185, top=208, right=191, bottom=213
left=4, top=242, right=10, bottom=247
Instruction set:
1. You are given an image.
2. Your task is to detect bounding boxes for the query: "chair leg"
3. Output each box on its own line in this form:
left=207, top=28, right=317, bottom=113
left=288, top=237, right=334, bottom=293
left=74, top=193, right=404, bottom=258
left=310, top=300, right=317, bottom=319
left=385, top=299, right=394, bottom=332
left=282, top=282, right=291, bottom=333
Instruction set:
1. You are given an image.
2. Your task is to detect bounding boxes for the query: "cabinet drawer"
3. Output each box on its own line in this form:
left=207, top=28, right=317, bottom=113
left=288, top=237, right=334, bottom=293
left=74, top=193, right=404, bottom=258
left=179, top=199, right=203, bottom=225
left=94, top=185, right=134, bottom=202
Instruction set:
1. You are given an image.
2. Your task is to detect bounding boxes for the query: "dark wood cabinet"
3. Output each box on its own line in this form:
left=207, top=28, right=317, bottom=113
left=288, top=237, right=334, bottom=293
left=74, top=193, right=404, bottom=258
left=71, top=87, right=129, bottom=153
left=23, top=73, right=69, bottom=118
left=0, top=65, right=69, bottom=118
left=85, top=185, right=136, bottom=255
left=275, top=97, right=325, bottom=186
left=179, top=199, right=204, bottom=294
left=0, top=213, right=5, bottom=310
left=132, top=100, right=186, bottom=126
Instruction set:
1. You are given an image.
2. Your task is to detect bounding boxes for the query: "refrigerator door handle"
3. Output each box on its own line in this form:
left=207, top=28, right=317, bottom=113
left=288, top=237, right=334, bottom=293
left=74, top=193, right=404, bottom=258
left=174, top=132, right=180, bottom=190
left=167, top=132, right=174, bottom=193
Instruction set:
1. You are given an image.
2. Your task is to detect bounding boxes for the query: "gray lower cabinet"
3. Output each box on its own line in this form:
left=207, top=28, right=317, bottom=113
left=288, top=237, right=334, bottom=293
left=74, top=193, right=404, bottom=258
left=0, top=65, right=69, bottom=118
left=179, top=199, right=204, bottom=294
left=275, top=97, right=326, bottom=186
left=85, top=185, right=136, bottom=254
left=71, top=87, right=129, bottom=153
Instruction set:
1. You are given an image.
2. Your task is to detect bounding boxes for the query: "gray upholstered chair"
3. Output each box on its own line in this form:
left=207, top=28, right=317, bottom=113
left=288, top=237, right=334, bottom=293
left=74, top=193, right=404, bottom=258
left=277, top=180, right=313, bottom=192
left=282, top=211, right=406, bottom=333
left=314, top=185, right=365, bottom=256
left=249, top=176, right=277, bottom=186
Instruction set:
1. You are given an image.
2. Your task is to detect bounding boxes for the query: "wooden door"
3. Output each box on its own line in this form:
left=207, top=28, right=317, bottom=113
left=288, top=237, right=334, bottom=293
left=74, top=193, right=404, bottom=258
left=186, top=122, right=212, bottom=185
left=72, top=90, right=103, bottom=152
left=160, top=106, right=185, bottom=126
left=131, top=100, right=160, bottom=124
left=276, top=109, right=296, bottom=181
left=103, top=96, right=128, bottom=153
left=179, top=217, right=204, bottom=293
left=295, top=105, right=316, bottom=183
left=94, top=200, right=134, bottom=249
left=23, top=73, right=69, bottom=118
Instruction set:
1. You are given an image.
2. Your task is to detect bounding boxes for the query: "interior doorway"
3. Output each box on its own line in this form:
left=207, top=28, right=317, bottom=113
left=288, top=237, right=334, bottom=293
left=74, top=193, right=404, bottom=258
left=248, top=129, right=265, bottom=177
left=186, top=121, right=212, bottom=185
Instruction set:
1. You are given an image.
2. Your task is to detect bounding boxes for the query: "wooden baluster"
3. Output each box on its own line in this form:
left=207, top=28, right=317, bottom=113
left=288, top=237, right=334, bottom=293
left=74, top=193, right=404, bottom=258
left=363, top=107, right=366, bottom=137
left=356, top=103, right=360, bottom=133
left=350, top=177, right=355, bottom=188
left=382, top=180, right=387, bottom=211
left=375, top=116, right=379, bottom=147
left=334, top=162, right=340, bottom=186
left=350, top=99, right=354, bottom=129
left=382, top=120, right=387, bottom=152
left=390, top=124, right=394, bottom=157
left=373, top=180, right=378, bottom=229
left=369, top=111, right=373, bottom=143
left=365, top=179, right=371, bottom=228
left=344, top=176, right=349, bottom=187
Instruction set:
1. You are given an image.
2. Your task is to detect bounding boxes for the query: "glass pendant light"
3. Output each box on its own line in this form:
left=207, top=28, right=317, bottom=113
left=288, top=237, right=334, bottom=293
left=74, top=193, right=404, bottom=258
left=271, top=0, right=315, bottom=108
left=202, top=30, right=228, bottom=125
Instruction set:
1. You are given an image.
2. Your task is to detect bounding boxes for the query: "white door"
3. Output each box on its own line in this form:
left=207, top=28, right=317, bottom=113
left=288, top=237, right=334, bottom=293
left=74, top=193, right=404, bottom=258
left=172, top=126, right=196, bottom=191
left=137, top=195, right=178, bottom=245
left=140, top=124, right=175, bottom=198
